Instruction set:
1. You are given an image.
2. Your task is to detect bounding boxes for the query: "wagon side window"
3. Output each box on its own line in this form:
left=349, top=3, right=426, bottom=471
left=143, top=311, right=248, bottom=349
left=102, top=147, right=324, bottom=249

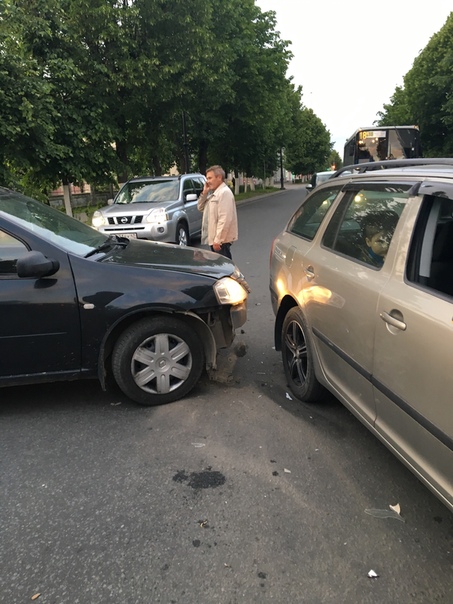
left=287, top=187, right=341, bottom=241
left=322, top=185, right=409, bottom=268
left=407, top=195, right=453, bottom=297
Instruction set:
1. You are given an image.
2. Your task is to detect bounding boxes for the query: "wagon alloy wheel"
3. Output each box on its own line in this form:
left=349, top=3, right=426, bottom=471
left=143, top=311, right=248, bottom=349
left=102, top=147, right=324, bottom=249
left=112, top=317, right=205, bottom=405
left=284, top=321, right=308, bottom=386
left=281, top=307, right=324, bottom=402
left=177, top=223, right=189, bottom=246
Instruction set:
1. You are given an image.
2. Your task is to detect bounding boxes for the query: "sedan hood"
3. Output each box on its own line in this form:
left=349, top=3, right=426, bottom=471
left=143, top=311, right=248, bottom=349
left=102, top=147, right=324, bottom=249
left=105, top=239, right=237, bottom=279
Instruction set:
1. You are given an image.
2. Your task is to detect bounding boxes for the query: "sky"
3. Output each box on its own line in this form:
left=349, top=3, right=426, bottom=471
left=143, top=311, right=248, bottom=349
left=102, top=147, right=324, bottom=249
left=255, top=0, right=452, bottom=157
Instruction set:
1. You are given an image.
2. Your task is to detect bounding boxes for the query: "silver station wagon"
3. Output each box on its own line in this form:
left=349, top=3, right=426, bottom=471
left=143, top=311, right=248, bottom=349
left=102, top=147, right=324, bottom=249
left=270, top=159, right=453, bottom=512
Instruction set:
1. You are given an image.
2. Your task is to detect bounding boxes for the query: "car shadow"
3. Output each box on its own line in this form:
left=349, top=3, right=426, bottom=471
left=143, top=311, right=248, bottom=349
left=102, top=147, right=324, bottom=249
left=0, top=380, right=138, bottom=415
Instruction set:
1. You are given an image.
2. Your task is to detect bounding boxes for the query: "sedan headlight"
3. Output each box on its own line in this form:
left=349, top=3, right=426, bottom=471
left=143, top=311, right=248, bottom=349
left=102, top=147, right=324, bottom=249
left=214, top=277, right=248, bottom=305
left=91, top=211, right=107, bottom=228
left=146, top=208, right=168, bottom=223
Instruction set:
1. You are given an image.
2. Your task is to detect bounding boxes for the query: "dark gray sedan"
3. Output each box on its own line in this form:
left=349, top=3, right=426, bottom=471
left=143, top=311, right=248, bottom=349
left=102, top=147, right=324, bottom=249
left=0, top=187, right=249, bottom=405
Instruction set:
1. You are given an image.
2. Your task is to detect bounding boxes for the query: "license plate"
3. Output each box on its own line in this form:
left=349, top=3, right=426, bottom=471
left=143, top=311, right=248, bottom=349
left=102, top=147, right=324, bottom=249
left=120, top=233, right=137, bottom=239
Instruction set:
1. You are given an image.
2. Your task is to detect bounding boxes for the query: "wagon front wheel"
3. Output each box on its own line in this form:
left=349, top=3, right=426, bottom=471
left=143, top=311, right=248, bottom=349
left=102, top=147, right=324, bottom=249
left=281, top=307, right=325, bottom=402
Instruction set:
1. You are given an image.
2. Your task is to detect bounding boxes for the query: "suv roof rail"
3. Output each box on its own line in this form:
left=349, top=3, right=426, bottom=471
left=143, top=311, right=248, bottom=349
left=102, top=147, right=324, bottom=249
left=130, top=174, right=200, bottom=181
left=333, top=158, right=453, bottom=178
left=134, top=174, right=175, bottom=178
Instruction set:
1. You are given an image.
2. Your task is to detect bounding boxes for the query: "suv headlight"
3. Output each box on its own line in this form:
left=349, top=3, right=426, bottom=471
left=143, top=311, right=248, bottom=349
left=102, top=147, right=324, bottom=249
left=92, top=211, right=106, bottom=228
left=146, top=208, right=168, bottom=223
left=214, top=277, right=248, bottom=305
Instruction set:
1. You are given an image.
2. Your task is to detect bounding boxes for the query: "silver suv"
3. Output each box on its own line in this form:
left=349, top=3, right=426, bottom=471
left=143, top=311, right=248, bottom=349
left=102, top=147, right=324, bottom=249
left=270, top=158, right=453, bottom=512
left=92, top=173, right=206, bottom=245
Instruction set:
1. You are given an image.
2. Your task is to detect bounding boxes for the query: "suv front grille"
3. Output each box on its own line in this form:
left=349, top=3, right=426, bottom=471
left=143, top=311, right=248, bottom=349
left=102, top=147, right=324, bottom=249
left=108, top=215, right=144, bottom=225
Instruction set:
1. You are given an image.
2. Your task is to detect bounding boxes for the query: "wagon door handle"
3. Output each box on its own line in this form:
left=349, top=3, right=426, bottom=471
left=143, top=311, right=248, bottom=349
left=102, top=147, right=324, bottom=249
left=304, top=265, right=315, bottom=280
left=380, top=310, right=407, bottom=331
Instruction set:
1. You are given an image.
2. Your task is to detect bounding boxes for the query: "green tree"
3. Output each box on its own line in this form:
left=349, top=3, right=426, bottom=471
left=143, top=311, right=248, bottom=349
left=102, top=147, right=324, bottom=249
left=328, top=149, right=342, bottom=171
left=0, top=2, right=57, bottom=193
left=0, top=0, right=333, bottom=196
left=378, top=13, right=453, bottom=156
left=181, top=2, right=294, bottom=176
left=284, top=85, right=332, bottom=176
left=1, top=0, right=119, bottom=196
left=404, top=13, right=453, bottom=156
left=376, top=86, right=413, bottom=127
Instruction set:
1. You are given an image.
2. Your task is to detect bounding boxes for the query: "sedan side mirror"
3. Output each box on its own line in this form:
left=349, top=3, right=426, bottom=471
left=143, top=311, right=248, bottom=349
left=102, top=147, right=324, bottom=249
left=16, top=251, right=60, bottom=278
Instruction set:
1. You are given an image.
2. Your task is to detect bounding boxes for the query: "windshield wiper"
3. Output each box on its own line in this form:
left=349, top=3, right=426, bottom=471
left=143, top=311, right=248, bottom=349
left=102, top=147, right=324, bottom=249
left=84, top=235, right=129, bottom=258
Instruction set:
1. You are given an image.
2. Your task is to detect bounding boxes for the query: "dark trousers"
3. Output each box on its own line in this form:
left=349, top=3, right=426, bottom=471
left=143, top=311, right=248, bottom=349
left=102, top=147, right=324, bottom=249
left=210, top=243, right=232, bottom=259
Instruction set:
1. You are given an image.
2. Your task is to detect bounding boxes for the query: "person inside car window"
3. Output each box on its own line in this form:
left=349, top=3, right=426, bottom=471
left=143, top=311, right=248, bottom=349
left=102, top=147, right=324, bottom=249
left=359, top=211, right=399, bottom=268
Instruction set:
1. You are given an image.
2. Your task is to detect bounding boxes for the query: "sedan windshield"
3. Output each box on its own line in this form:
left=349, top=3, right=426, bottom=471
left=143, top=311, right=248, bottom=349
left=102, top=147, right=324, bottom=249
left=115, top=180, right=179, bottom=204
left=0, top=190, right=109, bottom=256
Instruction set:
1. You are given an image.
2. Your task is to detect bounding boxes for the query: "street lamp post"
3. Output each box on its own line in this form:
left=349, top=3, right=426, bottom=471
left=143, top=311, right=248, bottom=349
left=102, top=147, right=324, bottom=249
left=182, top=111, right=189, bottom=174
left=280, top=147, right=285, bottom=190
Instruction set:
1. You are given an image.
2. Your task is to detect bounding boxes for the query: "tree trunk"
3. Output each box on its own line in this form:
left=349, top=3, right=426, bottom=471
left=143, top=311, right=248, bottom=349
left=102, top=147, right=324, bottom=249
left=198, top=140, right=209, bottom=174
left=115, top=139, right=129, bottom=185
left=152, top=155, right=162, bottom=176
left=62, top=177, right=73, bottom=217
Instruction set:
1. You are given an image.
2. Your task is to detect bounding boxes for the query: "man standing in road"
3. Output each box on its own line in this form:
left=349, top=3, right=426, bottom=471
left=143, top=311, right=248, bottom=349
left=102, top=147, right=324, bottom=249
left=198, top=165, right=238, bottom=260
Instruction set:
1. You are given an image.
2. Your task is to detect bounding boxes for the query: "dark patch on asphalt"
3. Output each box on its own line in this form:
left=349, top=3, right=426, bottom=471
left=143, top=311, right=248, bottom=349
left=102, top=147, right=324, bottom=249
left=172, top=470, right=188, bottom=483
left=172, top=468, right=226, bottom=489
left=192, top=539, right=201, bottom=547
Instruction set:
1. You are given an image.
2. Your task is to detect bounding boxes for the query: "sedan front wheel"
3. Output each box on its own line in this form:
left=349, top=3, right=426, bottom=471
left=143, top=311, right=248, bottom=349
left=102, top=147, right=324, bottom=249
left=112, top=317, right=205, bottom=405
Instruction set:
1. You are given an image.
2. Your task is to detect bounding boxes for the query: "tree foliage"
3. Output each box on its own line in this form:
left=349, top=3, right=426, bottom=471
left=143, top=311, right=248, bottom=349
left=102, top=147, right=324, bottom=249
left=377, top=12, right=453, bottom=156
left=0, top=0, right=333, bottom=193
left=284, top=86, right=332, bottom=175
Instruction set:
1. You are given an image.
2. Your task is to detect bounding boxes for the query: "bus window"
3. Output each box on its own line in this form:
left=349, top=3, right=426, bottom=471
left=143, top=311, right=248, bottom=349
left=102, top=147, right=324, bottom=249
left=343, top=126, right=422, bottom=166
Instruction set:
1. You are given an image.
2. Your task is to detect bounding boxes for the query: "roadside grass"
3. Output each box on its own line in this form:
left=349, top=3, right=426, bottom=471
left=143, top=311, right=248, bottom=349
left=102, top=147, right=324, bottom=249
left=235, top=186, right=279, bottom=202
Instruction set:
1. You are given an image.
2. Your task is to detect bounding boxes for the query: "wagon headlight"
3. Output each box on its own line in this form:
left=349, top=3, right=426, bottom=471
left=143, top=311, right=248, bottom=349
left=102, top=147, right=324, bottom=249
left=92, top=211, right=107, bottom=228
left=214, top=277, right=248, bottom=305
left=146, top=208, right=168, bottom=223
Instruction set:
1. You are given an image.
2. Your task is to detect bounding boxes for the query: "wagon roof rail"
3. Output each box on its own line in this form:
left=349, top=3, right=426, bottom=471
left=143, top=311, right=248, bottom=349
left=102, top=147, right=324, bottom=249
left=333, top=158, right=453, bottom=178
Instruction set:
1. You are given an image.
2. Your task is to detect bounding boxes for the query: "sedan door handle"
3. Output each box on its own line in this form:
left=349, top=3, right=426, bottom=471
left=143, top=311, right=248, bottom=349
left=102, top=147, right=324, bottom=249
left=304, top=265, right=315, bottom=280
left=380, top=311, right=407, bottom=331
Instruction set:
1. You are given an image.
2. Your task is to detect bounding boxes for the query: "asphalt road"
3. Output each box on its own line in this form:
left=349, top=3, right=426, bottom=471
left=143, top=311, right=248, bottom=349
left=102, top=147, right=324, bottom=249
left=1, top=184, right=452, bottom=604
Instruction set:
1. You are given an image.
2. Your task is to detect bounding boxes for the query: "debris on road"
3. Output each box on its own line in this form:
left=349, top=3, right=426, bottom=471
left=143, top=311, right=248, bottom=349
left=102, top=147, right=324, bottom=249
left=365, top=504, right=405, bottom=522
left=389, top=503, right=401, bottom=515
